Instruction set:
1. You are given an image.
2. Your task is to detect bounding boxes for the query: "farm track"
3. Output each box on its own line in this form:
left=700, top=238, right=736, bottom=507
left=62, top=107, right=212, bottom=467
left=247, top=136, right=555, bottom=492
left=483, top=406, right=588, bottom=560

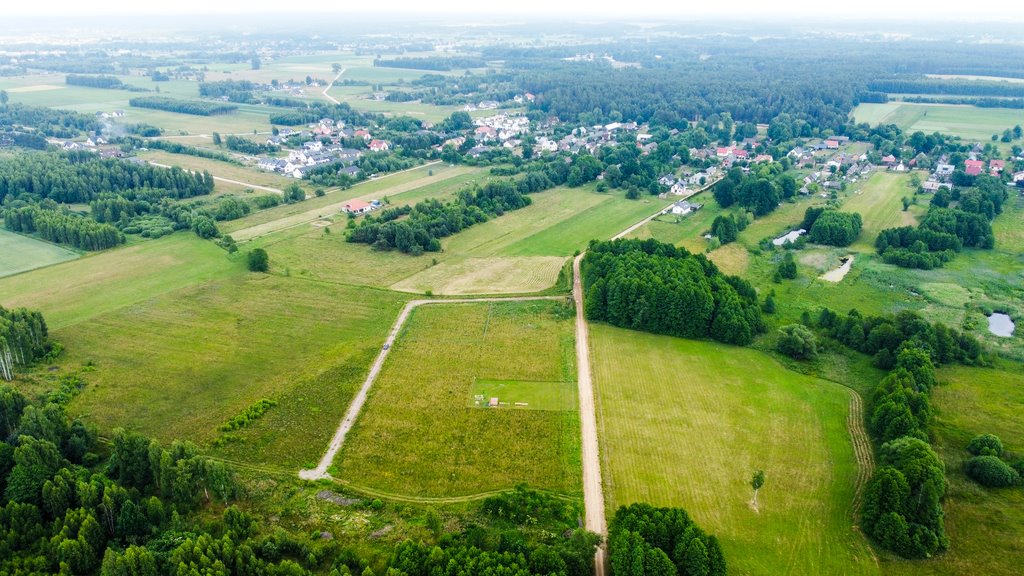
left=323, top=68, right=345, bottom=104
left=847, top=389, right=874, bottom=514
left=146, top=160, right=284, bottom=195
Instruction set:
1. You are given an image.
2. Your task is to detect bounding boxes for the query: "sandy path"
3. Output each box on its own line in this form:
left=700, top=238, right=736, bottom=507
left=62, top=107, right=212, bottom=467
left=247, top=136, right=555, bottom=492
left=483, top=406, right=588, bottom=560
left=322, top=68, right=345, bottom=104
left=231, top=160, right=443, bottom=241
left=298, top=295, right=562, bottom=481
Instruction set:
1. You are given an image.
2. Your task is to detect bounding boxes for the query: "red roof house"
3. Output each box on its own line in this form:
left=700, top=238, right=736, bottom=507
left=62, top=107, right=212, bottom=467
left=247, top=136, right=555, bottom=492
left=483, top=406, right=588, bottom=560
left=342, top=199, right=372, bottom=214
left=965, top=159, right=984, bottom=176
left=824, top=139, right=840, bottom=150
left=989, top=159, right=1006, bottom=174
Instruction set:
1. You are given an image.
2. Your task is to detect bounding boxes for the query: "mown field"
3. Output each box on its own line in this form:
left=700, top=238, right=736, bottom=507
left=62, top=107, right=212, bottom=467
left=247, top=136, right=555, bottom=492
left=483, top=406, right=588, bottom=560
left=0, top=228, right=79, bottom=278
left=852, top=102, right=1024, bottom=141
left=591, top=325, right=878, bottom=576
left=261, top=184, right=661, bottom=295
left=334, top=300, right=581, bottom=497
left=841, top=172, right=924, bottom=252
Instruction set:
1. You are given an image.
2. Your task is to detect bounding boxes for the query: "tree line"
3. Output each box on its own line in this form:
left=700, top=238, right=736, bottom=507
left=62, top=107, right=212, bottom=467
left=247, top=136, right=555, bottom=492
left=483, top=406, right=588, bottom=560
left=348, top=179, right=532, bottom=255
left=65, top=74, right=141, bottom=91
left=225, top=135, right=278, bottom=155
left=581, top=239, right=765, bottom=346
left=876, top=175, right=1006, bottom=269
left=0, top=102, right=101, bottom=138
left=608, top=503, right=726, bottom=576
left=4, top=205, right=124, bottom=251
left=0, top=307, right=49, bottom=382
left=868, top=78, right=1024, bottom=98
left=122, top=136, right=241, bottom=165
left=373, top=56, right=487, bottom=71
left=128, top=96, right=237, bottom=116
left=198, top=79, right=258, bottom=103
left=813, top=307, right=985, bottom=558
left=0, top=150, right=214, bottom=204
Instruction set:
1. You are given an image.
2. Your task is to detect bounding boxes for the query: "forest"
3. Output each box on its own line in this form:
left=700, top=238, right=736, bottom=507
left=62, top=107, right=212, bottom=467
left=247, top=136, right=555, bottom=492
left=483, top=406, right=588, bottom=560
left=713, top=166, right=798, bottom=217
left=0, top=151, right=214, bottom=204
left=4, top=205, right=125, bottom=250
left=373, top=56, right=487, bottom=71
left=0, top=103, right=101, bottom=138
left=802, top=208, right=863, bottom=247
left=348, top=179, right=532, bottom=254
left=65, top=75, right=138, bottom=91
left=608, top=503, right=726, bottom=576
left=128, top=96, right=237, bottom=116
left=0, top=307, right=49, bottom=382
left=198, top=79, right=259, bottom=103
left=581, top=239, right=764, bottom=345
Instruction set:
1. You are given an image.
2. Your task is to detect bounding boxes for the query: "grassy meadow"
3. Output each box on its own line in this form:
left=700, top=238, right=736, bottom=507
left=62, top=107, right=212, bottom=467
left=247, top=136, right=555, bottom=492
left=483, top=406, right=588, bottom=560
left=841, top=172, right=924, bottom=252
left=334, top=300, right=581, bottom=497
left=852, top=102, right=1024, bottom=141
left=591, top=325, right=878, bottom=576
left=0, top=229, right=79, bottom=278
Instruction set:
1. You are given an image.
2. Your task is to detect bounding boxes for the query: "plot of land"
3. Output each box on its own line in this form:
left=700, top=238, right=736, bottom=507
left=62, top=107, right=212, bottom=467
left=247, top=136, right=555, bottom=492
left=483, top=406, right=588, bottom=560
left=61, top=274, right=405, bottom=469
left=470, top=379, right=577, bottom=411
left=0, top=229, right=79, bottom=279
left=391, top=256, right=566, bottom=295
left=840, top=172, right=923, bottom=251
left=591, top=325, right=877, bottom=576
left=334, top=300, right=580, bottom=497
left=852, top=102, right=1024, bottom=141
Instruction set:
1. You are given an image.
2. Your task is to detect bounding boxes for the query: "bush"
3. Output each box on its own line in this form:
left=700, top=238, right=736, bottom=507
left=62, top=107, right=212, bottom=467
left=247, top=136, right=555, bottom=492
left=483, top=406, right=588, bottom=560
left=247, top=248, right=269, bottom=272
left=966, top=433, right=1003, bottom=457
left=778, top=252, right=797, bottom=279
left=776, top=324, right=818, bottom=359
left=965, top=455, right=1021, bottom=488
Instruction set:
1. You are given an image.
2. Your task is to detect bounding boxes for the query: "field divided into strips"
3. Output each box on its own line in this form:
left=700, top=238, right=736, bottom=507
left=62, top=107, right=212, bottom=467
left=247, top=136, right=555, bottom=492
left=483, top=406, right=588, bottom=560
left=852, top=102, right=1024, bottom=141
left=0, top=229, right=79, bottom=278
left=591, top=325, right=878, bottom=576
left=840, top=172, right=924, bottom=252
left=334, top=300, right=581, bottom=497
left=884, top=365, right=1024, bottom=576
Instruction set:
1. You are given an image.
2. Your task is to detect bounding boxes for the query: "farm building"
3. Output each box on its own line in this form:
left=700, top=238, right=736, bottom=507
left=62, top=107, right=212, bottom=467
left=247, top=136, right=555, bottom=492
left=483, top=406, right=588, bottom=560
left=342, top=199, right=374, bottom=214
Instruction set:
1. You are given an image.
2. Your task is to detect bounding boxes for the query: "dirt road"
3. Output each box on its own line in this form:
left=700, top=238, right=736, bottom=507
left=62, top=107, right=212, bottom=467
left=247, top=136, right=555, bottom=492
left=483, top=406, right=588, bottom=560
left=299, top=295, right=562, bottom=481
left=322, top=69, right=345, bottom=104
left=573, top=253, right=608, bottom=576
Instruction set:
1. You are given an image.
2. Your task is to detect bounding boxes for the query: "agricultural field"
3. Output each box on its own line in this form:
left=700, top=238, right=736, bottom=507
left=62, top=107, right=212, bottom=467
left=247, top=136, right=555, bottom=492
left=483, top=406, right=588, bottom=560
left=591, top=325, right=878, bottom=576
left=262, top=184, right=662, bottom=295
left=61, top=274, right=405, bottom=469
left=852, top=102, right=1024, bottom=141
left=334, top=300, right=581, bottom=497
left=0, top=228, right=79, bottom=278
left=0, top=234, right=242, bottom=329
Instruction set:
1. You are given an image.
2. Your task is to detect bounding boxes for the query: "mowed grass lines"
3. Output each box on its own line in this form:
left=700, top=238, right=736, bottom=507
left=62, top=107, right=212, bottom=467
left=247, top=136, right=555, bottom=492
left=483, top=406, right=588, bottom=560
left=592, top=325, right=878, bottom=576
left=841, top=172, right=923, bottom=251
left=390, top=256, right=567, bottom=295
left=884, top=365, right=1024, bottom=576
left=0, top=229, right=79, bottom=278
left=63, top=274, right=405, bottom=468
left=0, top=234, right=242, bottom=329
left=335, top=300, right=581, bottom=497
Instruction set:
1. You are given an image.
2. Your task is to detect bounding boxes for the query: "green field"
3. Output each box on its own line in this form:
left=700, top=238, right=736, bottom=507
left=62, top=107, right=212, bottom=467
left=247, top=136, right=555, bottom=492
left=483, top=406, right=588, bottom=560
left=0, top=234, right=242, bottom=329
left=0, top=229, right=79, bottom=278
left=883, top=365, right=1024, bottom=576
left=852, top=102, right=1024, bottom=141
left=591, top=325, right=878, bottom=576
left=470, top=378, right=577, bottom=411
left=841, top=172, right=924, bottom=252
left=334, top=300, right=581, bottom=497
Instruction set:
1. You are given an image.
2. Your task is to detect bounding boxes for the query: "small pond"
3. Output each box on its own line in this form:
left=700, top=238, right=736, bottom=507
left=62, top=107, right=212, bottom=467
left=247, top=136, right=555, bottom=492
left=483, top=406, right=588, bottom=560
left=987, top=313, right=1015, bottom=338
left=772, top=229, right=806, bottom=246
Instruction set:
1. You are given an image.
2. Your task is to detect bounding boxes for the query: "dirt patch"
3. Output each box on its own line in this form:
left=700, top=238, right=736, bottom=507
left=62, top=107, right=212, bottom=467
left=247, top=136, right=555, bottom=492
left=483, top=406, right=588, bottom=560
left=315, top=490, right=361, bottom=507
left=819, top=256, right=854, bottom=282
left=391, top=256, right=566, bottom=295
left=7, top=85, right=63, bottom=93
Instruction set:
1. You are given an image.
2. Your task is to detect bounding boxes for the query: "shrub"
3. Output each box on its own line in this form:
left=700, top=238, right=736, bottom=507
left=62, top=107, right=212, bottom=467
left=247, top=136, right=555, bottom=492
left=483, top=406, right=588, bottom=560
left=776, top=324, right=818, bottom=359
left=247, top=248, right=269, bottom=272
left=965, top=455, right=1020, bottom=488
left=778, top=252, right=797, bottom=279
left=966, top=433, right=1003, bottom=457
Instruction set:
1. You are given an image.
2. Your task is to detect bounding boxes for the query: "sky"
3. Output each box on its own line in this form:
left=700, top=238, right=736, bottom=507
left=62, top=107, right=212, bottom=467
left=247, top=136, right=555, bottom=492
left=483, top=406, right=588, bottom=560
left=8, top=0, right=1024, bottom=21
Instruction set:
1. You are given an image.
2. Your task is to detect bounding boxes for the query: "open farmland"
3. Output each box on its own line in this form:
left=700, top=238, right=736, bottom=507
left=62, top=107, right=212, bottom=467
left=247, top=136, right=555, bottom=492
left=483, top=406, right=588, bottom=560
left=591, top=324, right=878, bottom=576
left=852, top=102, right=1024, bottom=141
left=0, top=229, right=79, bottom=278
left=334, top=300, right=580, bottom=497
left=61, top=274, right=404, bottom=469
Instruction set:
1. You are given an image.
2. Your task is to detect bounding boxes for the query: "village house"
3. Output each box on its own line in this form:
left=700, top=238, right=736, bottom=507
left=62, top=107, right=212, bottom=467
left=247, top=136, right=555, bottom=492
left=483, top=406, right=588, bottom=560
left=881, top=154, right=898, bottom=166
left=368, top=139, right=390, bottom=152
left=669, top=200, right=702, bottom=216
left=1013, top=170, right=1024, bottom=183
left=354, top=129, right=371, bottom=140
left=824, top=139, right=840, bottom=150
left=964, top=159, right=984, bottom=176
left=989, top=159, right=1006, bottom=174
left=341, top=199, right=375, bottom=214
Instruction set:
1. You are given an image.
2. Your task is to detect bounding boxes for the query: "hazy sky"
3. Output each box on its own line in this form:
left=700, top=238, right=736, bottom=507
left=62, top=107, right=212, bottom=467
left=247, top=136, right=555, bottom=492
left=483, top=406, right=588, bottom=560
left=9, top=0, right=1024, bottom=21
